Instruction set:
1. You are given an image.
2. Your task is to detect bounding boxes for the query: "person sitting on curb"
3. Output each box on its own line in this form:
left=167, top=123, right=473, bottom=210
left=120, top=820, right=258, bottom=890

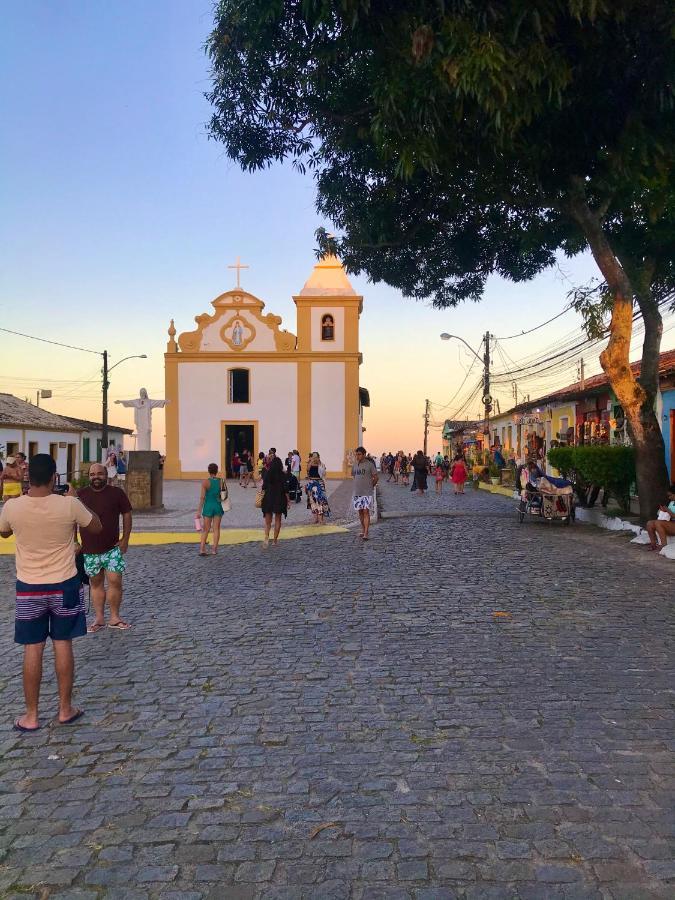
left=645, top=484, right=675, bottom=551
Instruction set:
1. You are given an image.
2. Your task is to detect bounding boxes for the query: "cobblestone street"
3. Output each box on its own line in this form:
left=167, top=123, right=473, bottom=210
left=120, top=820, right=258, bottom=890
left=0, top=484, right=673, bottom=899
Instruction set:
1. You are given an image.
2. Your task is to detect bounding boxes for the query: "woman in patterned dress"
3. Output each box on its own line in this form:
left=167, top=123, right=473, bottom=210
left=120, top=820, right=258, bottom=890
left=305, top=452, right=330, bottom=524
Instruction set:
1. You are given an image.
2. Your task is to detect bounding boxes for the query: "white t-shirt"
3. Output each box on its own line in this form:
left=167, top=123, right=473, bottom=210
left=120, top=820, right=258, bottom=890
left=0, top=494, right=93, bottom=584
left=291, top=454, right=301, bottom=473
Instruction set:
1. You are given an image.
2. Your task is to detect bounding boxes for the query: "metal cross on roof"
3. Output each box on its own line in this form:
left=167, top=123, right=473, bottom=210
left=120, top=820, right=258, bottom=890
left=227, top=255, right=250, bottom=289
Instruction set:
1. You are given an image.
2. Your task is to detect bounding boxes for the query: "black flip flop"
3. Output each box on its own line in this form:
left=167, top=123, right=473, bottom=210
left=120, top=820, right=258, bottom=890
left=58, top=709, right=85, bottom=726
left=13, top=720, right=40, bottom=733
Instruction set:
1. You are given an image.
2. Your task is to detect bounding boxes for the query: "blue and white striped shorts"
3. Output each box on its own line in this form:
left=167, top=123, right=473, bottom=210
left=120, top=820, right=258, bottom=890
left=15, top=575, right=86, bottom=645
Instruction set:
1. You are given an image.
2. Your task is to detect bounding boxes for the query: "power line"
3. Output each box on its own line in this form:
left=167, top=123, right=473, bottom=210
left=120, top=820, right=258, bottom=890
left=491, top=294, right=674, bottom=381
left=494, top=303, right=574, bottom=341
left=0, top=327, right=100, bottom=356
left=429, top=352, right=480, bottom=412
left=0, top=374, right=98, bottom=385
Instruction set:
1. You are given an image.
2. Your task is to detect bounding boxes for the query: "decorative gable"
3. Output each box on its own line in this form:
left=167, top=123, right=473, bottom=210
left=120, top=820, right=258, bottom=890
left=177, top=289, right=296, bottom=353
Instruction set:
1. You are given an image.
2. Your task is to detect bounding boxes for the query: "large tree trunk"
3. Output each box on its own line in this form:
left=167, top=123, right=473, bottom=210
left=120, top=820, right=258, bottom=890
left=569, top=190, right=669, bottom=522
left=631, top=274, right=670, bottom=517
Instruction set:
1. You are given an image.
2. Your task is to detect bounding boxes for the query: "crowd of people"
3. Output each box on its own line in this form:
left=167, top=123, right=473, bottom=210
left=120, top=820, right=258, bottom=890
left=378, top=450, right=470, bottom=495
left=195, top=446, right=379, bottom=552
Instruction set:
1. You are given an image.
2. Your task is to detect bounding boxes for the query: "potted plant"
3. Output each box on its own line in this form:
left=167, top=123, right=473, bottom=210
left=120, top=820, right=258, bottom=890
left=488, top=462, right=502, bottom=485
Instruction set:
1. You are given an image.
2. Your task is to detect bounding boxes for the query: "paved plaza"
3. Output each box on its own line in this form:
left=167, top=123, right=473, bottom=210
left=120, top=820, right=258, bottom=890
left=0, top=483, right=673, bottom=898
left=132, top=480, right=352, bottom=532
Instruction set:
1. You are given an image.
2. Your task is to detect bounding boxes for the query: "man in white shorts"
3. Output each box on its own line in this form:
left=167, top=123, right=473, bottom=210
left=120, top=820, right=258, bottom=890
left=352, top=446, right=378, bottom=541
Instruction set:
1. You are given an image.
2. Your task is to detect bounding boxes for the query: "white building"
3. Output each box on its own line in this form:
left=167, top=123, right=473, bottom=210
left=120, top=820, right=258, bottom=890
left=0, top=394, right=131, bottom=479
left=164, top=255, right=367, bottom=479
left=0, top=394, right=82, bottom=478
left=59, top=416, right=133, bottom=463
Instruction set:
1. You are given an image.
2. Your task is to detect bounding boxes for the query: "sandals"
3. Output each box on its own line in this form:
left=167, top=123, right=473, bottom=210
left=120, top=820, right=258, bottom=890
left=107, top=621, right=132, bottom=630
left=13, top=720, right=40, bottom=733
left=58, top=709, right=85, bottom=725
left=87, top=622, right=105, bottom=633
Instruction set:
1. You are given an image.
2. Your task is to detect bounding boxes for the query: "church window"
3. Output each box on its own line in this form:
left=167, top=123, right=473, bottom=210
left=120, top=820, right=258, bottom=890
left=321, top=314, right=335, bottom=341
left=228, top=368, right=250, bottom=403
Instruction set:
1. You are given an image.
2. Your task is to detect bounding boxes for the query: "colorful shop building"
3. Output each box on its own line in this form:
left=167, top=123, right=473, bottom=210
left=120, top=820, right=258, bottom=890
left=487, top=349, right=675, bottom=471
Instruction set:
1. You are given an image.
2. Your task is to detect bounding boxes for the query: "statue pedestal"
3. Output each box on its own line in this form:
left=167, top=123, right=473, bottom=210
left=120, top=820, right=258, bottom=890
left=126, top=451, right=164, bottom=510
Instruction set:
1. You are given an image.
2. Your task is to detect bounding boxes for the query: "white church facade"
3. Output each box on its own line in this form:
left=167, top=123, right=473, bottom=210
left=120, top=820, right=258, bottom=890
left=163, top=256, right=368, bottom=480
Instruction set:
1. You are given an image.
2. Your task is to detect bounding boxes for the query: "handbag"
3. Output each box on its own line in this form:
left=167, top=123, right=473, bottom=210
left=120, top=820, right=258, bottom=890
left=222, top=497, right=232, bottom=512
left=219, top=479, right=229, bottom=502
left=255, top=489, right=265, bottom=508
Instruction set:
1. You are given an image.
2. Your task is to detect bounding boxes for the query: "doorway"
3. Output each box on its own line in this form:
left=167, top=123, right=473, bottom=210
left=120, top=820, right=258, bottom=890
left=67, top=443, right=77, bottom=480
left=224, top=423, right=255, bottom=478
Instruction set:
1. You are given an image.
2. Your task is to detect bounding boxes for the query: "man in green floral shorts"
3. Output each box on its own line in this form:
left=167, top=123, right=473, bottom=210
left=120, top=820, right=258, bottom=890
left=77, top=463, right=133, bottom=631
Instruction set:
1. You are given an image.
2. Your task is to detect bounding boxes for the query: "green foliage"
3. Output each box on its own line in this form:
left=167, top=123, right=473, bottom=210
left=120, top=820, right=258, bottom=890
left=205, top=0, right=674, bottom=308
left=569, top=280, right=614, bottom=339
left=547, top=446, right=576, bottom=478
left=68, top=474, right=90, bottom=490
left=548, top=445, right=635, bottom=511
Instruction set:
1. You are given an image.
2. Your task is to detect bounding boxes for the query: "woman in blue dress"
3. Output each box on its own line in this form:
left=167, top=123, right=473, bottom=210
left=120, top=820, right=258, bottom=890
left=196, top=463, right=225, bottom=556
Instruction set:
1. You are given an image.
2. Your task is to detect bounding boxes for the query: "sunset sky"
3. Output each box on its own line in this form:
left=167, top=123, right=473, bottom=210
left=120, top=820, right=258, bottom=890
left=2, top=2, right=673, bottom=457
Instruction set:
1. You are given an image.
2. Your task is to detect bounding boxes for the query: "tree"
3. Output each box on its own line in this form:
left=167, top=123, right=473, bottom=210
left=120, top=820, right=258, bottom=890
left=206, top=0, right=675, bottom=520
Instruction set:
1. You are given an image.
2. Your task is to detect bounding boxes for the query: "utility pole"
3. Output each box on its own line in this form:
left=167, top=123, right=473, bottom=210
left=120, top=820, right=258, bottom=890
left=102, top=350, right=109, bottom=450
left=482, top=331, right=492, bottom=445
left=578, top=357, right=585, bottom=390
left=423, top=399, right=430, bottom=456
left=512, top=381, right=518, bottom=405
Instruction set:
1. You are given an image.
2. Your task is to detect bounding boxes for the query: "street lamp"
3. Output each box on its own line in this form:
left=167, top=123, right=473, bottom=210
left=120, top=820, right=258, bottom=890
left=440, top=332, right=484, bottom=365
left=102, top=353, right=147, bottom=448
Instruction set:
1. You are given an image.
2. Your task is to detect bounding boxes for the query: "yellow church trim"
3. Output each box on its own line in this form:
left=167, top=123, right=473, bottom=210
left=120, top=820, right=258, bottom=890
left=167, top=351, right=362, bottom=363
left=344, top=306, right=360, bottom=355
left=163, top=351, right=180, bottom=478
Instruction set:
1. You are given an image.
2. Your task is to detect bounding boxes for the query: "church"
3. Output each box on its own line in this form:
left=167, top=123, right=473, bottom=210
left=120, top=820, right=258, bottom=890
left=163, top=255, right=368, bottom=479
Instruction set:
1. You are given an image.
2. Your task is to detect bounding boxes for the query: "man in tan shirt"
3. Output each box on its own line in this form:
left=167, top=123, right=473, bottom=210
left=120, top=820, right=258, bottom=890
left=0, top=454, right=102, bottom=732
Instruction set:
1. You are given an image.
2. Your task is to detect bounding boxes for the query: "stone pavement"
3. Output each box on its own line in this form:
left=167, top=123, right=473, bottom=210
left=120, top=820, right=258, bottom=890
left=133, top=480, right=351, bottom=531
left=0, top=482, right=673, bottom=899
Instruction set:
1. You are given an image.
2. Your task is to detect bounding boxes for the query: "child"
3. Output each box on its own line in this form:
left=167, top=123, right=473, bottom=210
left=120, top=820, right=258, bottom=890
left=435, top=461, right=444, bottom=494
left=450, top=455, right=468, bottom=495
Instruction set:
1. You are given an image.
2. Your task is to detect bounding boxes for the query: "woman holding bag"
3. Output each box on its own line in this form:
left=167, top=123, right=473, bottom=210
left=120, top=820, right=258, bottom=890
left=261, top=456, right=289, bottom=548
left=196, top=463, right=226, bottom=556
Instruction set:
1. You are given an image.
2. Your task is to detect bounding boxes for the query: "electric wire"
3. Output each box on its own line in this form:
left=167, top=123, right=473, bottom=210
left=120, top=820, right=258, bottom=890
left=0, top=327, right=100, bottom=356
left=494, top=303, right=575, bottom=340
left=429, top=351, right=480, bottom=412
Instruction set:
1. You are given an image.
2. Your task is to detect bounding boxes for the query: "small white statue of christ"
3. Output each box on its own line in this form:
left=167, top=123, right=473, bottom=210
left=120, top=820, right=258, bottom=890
left=115, top=388, right=168, bottom=451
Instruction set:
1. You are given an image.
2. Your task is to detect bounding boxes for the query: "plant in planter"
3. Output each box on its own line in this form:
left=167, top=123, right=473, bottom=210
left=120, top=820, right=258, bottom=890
left=488, top=462, right=502, bottom=485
